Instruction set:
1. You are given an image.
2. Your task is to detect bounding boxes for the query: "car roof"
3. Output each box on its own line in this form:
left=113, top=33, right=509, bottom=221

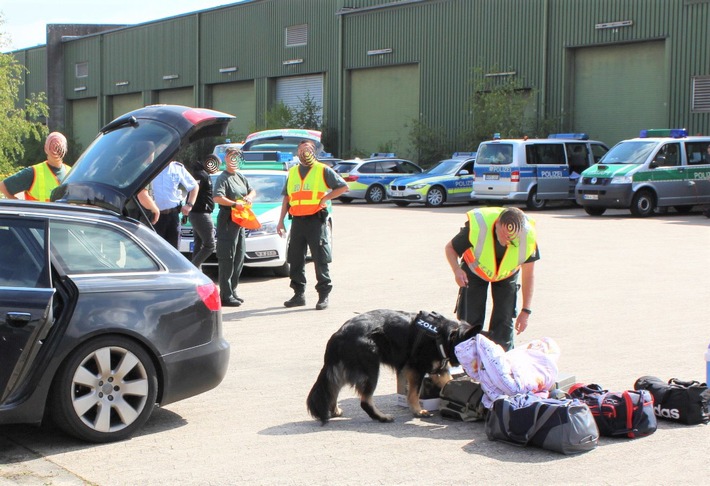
left=52, top=105, right=234, bottom=214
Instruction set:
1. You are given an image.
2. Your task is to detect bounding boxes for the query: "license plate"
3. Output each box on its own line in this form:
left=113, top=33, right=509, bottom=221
left=484, top=174, right=499, bottom=180
left=583, top=194, right=598, bottom=200
left=391, top=191, right=404, bottom=197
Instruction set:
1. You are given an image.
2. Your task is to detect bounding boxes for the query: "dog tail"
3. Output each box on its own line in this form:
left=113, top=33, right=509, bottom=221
left=307, top=362, right=344, bottom=425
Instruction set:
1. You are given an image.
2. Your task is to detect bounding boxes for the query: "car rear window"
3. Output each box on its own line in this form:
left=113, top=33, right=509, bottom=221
left=476, top=143, right=513, bottom=165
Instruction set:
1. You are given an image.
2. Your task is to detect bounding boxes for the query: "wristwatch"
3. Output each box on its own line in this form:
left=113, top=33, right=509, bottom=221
left=521, top=308, right=532, bottom=315
left=185, top=202, right=193, bottom=208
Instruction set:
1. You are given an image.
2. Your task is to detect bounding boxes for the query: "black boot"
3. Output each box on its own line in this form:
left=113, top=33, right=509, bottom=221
left=284, top=293, right=306, bottom=308
left=315, top=294, right=329, bottom=310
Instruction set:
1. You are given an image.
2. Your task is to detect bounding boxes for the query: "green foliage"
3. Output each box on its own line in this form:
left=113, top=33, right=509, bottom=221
left=0, top=18, right=51, bottom=175
left=254, top=91, right=329, bottom=148
left=407, top=118, right=456, bottom=168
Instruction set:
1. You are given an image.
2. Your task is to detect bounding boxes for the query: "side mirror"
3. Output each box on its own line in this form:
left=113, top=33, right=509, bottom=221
left=457, top=170, right=469, bottom=176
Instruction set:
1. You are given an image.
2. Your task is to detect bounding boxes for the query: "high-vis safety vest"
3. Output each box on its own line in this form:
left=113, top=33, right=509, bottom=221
left=462, top=207, right=537, bottom=282
left=25, top=161, right=68, bottom=201
left=287, top=163, right=328, bottom=216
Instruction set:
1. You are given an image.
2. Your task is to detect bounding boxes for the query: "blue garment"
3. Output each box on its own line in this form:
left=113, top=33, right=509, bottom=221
left=151, top=161, right=197, bottom=211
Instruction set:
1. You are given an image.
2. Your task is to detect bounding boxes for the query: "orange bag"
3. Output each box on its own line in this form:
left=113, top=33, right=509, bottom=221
left=230, top=203, right=261, bottom=230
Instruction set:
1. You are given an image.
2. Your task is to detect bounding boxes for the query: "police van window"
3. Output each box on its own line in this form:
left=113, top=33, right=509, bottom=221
left=527, top=144, right=565, bottom=165
left=685, top=141, right=710, bottom=165
left=654, top=143, right=680, bottom=167
left=566, top=144, right=588, bottom=174
left=591, top=143, right=608, bottom=163
left=478, top=143, right=512, bottom=165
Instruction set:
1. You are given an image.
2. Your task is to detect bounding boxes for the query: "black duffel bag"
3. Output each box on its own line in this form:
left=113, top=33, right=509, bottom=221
left=485, top=394, right=599, bottom=455
left=439, top=377, right=486, bottom=422
left=634, top=376, right=710, bottom=425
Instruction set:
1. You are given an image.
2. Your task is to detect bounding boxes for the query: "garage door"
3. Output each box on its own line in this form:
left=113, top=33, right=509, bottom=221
left=212, top=81, right=256, bottom=140
left=573, top=41, right=666, bottom=146
left=111, top=93, right=143, bottom=119
left=157, top=88, right=194, bottom=107
left=70, top=98, right=98, bottom=154
left=275, top=75, right=323, bottom=116
left=350, top=64, right=419, bottom=158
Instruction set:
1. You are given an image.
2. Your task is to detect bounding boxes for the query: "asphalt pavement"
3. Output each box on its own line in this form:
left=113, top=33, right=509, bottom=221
left=1, top=203, right=709, bottom=486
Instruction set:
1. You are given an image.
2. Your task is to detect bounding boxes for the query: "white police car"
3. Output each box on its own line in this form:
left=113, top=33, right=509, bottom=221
left=387, top=152, right=477, bottom=207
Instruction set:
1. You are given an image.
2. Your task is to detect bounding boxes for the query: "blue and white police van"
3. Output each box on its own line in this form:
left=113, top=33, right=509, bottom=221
left=471, top=134, right=609, bottom=209
left=387, top=152, right=477, bottom=207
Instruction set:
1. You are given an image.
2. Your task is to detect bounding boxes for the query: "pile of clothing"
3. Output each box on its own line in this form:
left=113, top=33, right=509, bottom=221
left=454, top=334, right=560, bottom=408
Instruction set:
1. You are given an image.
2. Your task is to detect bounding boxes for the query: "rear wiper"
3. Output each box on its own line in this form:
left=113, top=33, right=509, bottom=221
left=100, top=115, right=138, bottom=134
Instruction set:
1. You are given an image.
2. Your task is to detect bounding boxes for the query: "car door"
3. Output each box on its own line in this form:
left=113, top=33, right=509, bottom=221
left=451, top=159, right=476, bottom=202
left=0, top=216, right=55, bottom=404
left=534, top=143, right=569, bottom=200
left=647, top=142, right=693, bottom=206
left=52, top=105, right=234, bottom=216
left=684, top=140, right=710, bottom=205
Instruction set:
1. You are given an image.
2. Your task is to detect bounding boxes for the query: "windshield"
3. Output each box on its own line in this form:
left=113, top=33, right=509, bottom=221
left=66, top=120, right=177, bottom=189
left=599, top=141, right=656, bottom=165
left=212, top=172, right=286, bottom=203
left=427, top=159, right=461, bottom=176
left=242, top=136, right=322, bottom=157
left=476, top=143, right=513, bottom=165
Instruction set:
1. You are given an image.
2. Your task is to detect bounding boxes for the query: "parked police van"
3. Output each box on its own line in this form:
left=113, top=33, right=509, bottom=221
left=471, top=134, right=609, bottom=209
left=575, top=129, right=710, bottom=217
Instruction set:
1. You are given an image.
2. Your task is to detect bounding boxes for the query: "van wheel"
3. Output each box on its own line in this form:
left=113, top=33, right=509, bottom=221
left=425, top=186, right=446, bottom=207
left=583, top=206, right=606, bottom=216
left=630, top=190, right=655, bottom=217
left=365, top=185, right=386, bottom=203
left=525, top=188, right=546, bottom=210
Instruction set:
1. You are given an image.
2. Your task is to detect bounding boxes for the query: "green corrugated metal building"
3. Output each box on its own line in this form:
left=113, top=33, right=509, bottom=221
left=8, top=0, right=710, bottom=161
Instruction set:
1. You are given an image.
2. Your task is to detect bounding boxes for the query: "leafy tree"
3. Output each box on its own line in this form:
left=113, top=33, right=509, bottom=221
left=0, top=16, right=50, bottom=176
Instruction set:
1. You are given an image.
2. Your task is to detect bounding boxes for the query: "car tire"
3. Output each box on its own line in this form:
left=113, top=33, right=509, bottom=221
left=425, top=186, right=446, bottom=207
left=630, top=190, right=655, bottom=217
left=50, top=335, right=158, bottom=443
left=525, top=187, right=546, bottom=210
left=583, top=206, right=606, bottom=216
left=393, top=201, right=410, bottom=207
left=339, top=197, right=353, bottom=204
left=365, top=185, right=385, bottom=203
left=274, top=262, right=290, bottom=278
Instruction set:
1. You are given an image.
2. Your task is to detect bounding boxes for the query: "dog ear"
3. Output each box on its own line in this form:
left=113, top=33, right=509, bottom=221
left=458, top=321, right=482, bottom=342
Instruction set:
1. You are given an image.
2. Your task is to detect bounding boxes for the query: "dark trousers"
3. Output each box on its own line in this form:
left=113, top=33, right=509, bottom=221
left=456, top=270, right=519, bottom=351
left=287, top=214, right=332, bottom=296
left=189, top=211, right=216, bottom=268
left=216, top=209, right=245, bottom=301
left=154, top=207, right=180, bottom=249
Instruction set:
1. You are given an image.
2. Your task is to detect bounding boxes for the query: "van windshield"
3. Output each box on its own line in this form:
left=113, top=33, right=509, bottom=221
left=476, top=143, right=513, bottom=165
left=599, top=141, right=656, bottom=165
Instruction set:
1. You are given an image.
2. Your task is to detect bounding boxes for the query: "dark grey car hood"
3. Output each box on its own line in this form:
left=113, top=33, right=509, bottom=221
left=52, top=105, right=234, bottom=214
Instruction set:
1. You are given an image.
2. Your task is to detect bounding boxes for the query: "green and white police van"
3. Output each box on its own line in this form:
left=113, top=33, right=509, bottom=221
left=575, top=129, right=710, bottom=217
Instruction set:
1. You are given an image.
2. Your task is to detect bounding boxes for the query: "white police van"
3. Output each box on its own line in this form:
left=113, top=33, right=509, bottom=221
left=471, top=134, right=609, bottom=209
left=575, top=129, right=710, bottom=217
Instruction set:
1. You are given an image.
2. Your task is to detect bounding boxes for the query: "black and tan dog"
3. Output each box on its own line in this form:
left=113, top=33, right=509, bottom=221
left=306, top=309, right=481, bottom=424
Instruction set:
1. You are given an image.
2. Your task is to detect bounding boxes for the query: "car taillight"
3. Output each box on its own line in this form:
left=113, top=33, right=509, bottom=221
left=344, top=174, right=359, bottom=182
left=197, top=283, right=221, bottom=311
left=511, top=171, right=520, bottom=182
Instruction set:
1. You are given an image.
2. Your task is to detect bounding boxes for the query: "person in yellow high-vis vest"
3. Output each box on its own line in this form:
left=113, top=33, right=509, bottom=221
left=445, top=207, right=539, bottom=351
left=277, top=140, right=348, bottom=310
left=0, top=132, right=71, bottom=201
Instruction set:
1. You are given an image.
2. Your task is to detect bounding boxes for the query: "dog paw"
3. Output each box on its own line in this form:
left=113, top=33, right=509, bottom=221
left=331, top=407, right=343, bottom=418
left=377, top=414, right=395, bottom=423
left=414, top=410, right=434, bottom=418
